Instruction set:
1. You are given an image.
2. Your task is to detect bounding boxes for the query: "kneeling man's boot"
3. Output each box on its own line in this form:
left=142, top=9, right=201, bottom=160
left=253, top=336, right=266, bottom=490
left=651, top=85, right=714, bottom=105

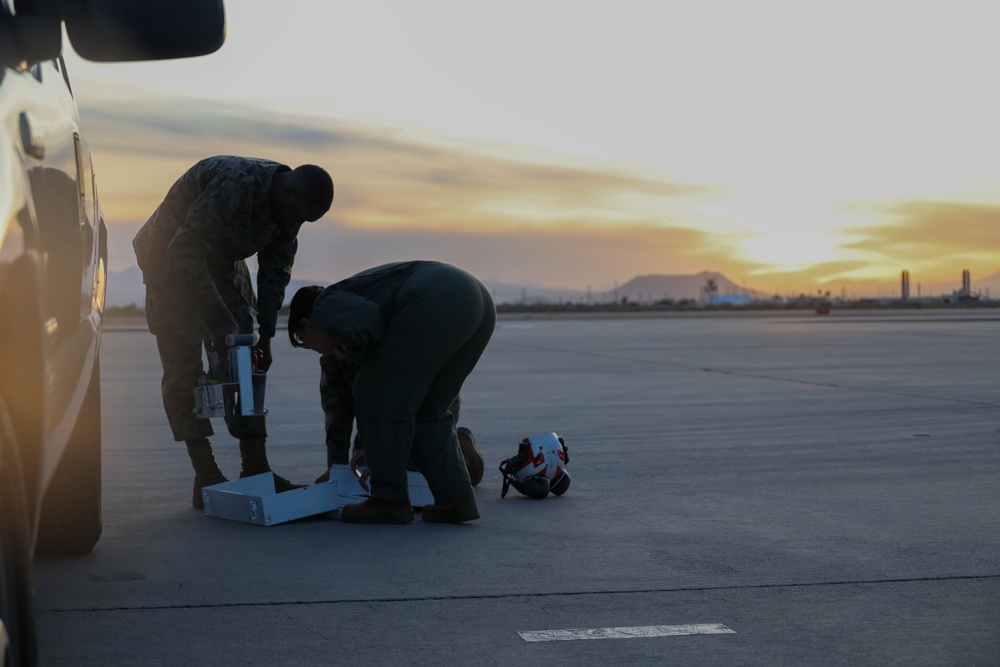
left=341, top=498, right=414, bottom=524
left=422, top=495, right=480, bottom=523
left=457, top=427, right=484, bottom=487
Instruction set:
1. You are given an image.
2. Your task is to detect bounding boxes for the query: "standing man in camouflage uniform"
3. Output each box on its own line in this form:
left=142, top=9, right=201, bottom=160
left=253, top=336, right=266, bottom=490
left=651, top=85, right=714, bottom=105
left=316, top=352, right=484, bottom=487
left=133, top=155, right=334, bottom=508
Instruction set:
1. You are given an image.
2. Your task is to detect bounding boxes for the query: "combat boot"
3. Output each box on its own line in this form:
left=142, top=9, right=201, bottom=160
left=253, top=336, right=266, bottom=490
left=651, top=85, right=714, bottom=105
left=457, top=427, right=484, bottom=486
left=239, top=438, right=306, bottom=493
left=238, top=469, right=307, bottom=493
left=422, top=495, right=480, bottom=523
left=193, top=468, right=228, bottom=510
left=341, top=498, right=414, bottom=524
left=185, top=438, right=228, bottom=509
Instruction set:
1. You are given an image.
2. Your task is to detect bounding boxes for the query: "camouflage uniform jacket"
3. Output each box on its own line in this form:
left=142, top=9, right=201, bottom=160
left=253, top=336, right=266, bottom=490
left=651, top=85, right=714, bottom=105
left=320, top=352, right=359, bottom=465
left=132, top=156, right=296, bottom=337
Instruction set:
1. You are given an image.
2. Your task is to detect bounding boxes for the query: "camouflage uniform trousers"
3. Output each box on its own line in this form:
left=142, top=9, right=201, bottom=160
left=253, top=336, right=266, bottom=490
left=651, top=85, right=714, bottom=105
left=145, top=260, right=267, bottom=443
left=319, top=352, right=460, bottom=467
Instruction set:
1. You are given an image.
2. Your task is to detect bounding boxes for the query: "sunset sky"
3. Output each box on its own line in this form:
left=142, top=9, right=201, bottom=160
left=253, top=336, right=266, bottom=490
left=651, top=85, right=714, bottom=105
left=62, top=0, right=1000, bottom=297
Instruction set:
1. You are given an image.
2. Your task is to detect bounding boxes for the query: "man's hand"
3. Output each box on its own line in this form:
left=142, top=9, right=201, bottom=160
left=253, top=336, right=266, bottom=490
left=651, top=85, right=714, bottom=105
left=349, top=449, right=370, bottom=492
left=255, top=334, right=273, bottom=372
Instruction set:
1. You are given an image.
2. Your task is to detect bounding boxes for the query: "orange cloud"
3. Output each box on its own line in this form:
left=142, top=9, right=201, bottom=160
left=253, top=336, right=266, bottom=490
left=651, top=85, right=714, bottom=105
left=301, top=218, right=727, bottom=290
left=847, top=200, right=1000, bottom=254
left=78, top=92, right=738, bottom=288
left=82, top=91, right=995, bottom=296
left=841, top=200, right=1000, bottom=281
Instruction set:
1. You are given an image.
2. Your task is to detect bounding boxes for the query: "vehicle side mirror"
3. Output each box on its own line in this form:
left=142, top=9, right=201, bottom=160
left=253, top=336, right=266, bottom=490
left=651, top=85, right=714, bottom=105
left=66, top=0, right=226, bottom=62
left=14, top=0, right=226, bottom=63
left=0, top=15, right=62, bottom=70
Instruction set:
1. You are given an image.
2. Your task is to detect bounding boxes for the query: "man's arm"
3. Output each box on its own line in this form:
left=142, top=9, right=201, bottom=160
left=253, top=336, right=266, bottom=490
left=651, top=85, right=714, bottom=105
left=319, top=353, right=359, bottom=467
left=256, top=232, right=297, bottom=339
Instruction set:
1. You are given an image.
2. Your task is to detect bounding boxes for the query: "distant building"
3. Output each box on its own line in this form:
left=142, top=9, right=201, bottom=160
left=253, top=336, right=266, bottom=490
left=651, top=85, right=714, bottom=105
left=708, top=294, right=752, bottom=306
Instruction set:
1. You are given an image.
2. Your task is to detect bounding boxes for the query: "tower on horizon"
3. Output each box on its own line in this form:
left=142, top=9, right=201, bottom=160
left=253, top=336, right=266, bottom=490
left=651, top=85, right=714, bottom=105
left=901, top=270, right=910, bottom=300
left=961, top=269, right=971, bottom=296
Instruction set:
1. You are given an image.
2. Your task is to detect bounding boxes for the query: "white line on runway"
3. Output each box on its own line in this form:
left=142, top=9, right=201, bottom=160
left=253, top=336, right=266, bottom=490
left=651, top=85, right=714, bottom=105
left=518, top=623, right=736, bottom=642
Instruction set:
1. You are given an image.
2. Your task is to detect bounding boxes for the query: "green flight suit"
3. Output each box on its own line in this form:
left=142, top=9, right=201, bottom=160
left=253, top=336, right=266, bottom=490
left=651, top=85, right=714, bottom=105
left=319, top=352, right=462, bottom=466
left=312, top=261, right=495, bottom=504
left=133, top=156, right=298, bottom=442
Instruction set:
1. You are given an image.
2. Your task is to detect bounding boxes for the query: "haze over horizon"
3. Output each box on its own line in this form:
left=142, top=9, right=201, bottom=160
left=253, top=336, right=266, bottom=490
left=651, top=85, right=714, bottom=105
left=64, top=1, right=1000, bottom=297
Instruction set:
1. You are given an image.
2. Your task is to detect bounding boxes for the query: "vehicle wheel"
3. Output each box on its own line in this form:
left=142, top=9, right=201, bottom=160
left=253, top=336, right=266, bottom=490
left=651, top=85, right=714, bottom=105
left=35, top=359, right=103, bottom=556
left=0, top=396, right=39, bottom=667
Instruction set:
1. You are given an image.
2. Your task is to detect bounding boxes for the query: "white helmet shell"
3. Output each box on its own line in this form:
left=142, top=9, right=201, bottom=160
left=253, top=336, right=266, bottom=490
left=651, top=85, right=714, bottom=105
left=513, top=433, right=567, bottom=484
left=500, top=432, right=571, bottom=499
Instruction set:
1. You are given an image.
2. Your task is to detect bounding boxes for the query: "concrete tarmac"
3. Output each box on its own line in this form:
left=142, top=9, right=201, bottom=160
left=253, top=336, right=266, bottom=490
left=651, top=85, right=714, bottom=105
left=34, top=311, right=1000, bottom=666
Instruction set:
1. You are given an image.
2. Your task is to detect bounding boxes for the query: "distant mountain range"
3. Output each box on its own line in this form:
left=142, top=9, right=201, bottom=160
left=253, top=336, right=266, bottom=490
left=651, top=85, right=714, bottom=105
left=482, top=271, right=766, bottom=305
left=105, top=267, right=762, bottom=308
left=104, top=266, right=1000, bottom=309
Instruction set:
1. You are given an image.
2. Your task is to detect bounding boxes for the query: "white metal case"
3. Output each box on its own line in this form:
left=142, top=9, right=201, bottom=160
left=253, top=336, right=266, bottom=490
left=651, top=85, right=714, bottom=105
left=202, top=465, right=435, bottom=526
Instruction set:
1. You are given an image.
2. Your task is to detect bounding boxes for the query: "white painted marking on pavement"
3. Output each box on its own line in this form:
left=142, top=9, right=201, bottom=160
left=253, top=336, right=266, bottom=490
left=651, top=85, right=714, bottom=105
left=518, top=623, right=736, bottom=642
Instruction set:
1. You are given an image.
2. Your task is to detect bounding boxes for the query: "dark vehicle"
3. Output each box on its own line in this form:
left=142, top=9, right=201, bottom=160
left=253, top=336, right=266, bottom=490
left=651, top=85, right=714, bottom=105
left=0, top=1, right=225, bottom=664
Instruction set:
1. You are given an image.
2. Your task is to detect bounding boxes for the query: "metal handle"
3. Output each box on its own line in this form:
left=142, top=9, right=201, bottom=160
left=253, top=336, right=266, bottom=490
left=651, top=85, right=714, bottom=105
left=225, top=333, right=258, bottom=347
